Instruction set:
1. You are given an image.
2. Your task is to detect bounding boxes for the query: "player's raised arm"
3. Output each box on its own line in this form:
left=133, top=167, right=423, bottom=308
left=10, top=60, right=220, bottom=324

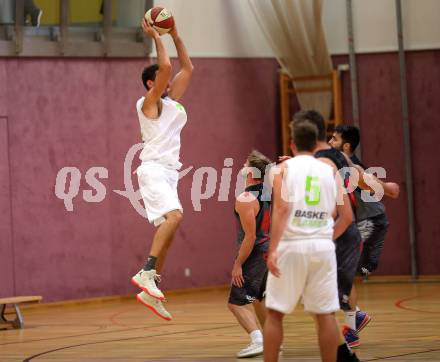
left=140, top=19, right=172, bottom=116
left=168, top=23, right=194, bottom=101
left=341, top=152, right=400, bottom=199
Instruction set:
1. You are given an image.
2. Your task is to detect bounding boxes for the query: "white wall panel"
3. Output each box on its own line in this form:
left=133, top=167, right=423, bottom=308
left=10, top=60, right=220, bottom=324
left=151, top=0, right=440, bottom=57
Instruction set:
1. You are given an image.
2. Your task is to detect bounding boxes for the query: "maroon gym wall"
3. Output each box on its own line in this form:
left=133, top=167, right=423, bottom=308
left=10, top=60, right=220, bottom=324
left=0, top=50, right=439, bottom=302
left=333, top=50, right=440, bottom=276
left=0, top=58, right=280, bottom=301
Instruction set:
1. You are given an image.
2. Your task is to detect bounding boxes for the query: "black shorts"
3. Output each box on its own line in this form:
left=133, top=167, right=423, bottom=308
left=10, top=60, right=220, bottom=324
left=335, top=223, right=362, bottom=311
left=357, top=213, right=389, bottom=274
left=228, top=242, right=268, bottom=306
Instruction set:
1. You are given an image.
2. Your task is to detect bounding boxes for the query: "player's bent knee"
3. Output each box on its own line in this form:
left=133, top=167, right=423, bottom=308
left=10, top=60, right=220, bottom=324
left=166, top=210, right=183, bottom=225
left=227, top=302, right=236, bottom=312
left=267, top=308, right=284, bottom=320
left=314, top=312, right=335, bottom=321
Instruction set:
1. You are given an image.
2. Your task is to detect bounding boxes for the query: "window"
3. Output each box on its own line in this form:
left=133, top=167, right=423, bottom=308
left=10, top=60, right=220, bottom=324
left=0, top=0, right=152, bottom=57
left=0, top=0, right=15, bottom=48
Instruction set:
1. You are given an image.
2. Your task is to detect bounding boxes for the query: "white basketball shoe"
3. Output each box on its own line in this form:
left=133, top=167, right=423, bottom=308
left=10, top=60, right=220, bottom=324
left=136, top=291, right=172, bottom=321
left=131, top=269, right=165, bottom=300
left=236, top=342, right=264, bottom=358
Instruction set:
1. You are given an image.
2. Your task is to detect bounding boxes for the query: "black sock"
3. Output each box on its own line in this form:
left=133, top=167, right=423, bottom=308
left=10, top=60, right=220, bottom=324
left=337, top=343, right=359, bottom=362
left=143, top=256, right=157, bottom=271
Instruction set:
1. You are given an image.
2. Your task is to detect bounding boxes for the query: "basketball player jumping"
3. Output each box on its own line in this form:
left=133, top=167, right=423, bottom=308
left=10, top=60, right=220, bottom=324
left=131, top=18, right=193, bottom=320
left=228, top=150, right=272, bottom=358
left=264, top=119, right=359, bottom=362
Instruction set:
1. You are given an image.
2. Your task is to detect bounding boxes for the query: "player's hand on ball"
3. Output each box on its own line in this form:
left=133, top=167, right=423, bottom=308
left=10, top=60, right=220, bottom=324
left=141, top=18, right=159, bottom=39
left=267, top=251, right=280, bottom=278
left=231, top=261, right=244, bottom=288
left=169, top=22, right=178, bottom=39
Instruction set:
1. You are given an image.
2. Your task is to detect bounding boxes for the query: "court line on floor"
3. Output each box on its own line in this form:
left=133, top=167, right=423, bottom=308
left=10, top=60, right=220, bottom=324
left=364, top=347, right=440, bottom=361
left=14, top=295, right=439, bottom=360
left=1, top=321, right=233, bottom=346
left=19, top=325, right=440, bottom=361
left=108, top=307, right=132, bottom=327
left=394, top=294, right=439, bottom=314
left=22, top=324, right=236, bottom=361
left=0, top=323, right=172, bottom=346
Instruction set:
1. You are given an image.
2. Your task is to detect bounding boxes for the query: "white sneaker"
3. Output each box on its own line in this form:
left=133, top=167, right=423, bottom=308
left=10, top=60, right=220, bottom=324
left=236, top=342, right=263, bottom=358
left=131, top=269, right=164, bottom=300
left=136, top=291, right=172, bottom=321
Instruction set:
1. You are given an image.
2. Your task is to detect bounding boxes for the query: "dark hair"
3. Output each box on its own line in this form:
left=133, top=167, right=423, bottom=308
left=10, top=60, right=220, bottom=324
left=247, top=149, right=272, bottom=180
left=293, top=110, right=326, bottom=141
left=334, top=125, right=360, bottom=152
left=142, top=64, right=159, bottom=90
left=289, top=119, right=318, bottom=152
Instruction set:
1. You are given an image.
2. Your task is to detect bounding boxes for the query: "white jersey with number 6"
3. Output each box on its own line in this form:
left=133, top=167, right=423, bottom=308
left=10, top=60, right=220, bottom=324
left=281, top=155, right=337, bottom=241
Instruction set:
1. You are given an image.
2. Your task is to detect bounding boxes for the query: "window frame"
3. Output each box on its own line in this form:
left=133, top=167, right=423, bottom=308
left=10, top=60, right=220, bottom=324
left=0, top=0, right=153, bottom=57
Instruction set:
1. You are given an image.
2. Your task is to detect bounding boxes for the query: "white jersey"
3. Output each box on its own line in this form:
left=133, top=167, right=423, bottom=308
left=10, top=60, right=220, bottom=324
left=281, top=155, right=337, bottom=241
left=136, top=96, right=187, bottom=170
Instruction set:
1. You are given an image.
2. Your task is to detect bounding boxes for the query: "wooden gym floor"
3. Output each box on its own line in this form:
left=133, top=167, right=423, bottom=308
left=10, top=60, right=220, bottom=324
left=1, top=279, right=439, bottom=362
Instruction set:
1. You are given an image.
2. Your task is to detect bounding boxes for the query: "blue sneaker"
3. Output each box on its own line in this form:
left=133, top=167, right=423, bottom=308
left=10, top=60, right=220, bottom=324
left=356, top=310, right=371, bottom=333
left=343, top=325, right=360, bottom=348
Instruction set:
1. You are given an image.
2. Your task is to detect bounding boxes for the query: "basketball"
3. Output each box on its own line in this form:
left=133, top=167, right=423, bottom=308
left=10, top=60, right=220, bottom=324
left=144, top=7, right=174, bottom=35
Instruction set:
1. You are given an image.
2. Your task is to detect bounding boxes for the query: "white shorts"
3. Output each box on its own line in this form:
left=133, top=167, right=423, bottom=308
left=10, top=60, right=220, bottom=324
left=137, top=162, right=183, bottom=226
left=265, top=239, right=340, bottom=315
